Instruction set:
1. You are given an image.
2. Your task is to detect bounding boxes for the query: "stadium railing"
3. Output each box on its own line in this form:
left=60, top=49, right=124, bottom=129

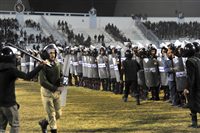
left=135, top=17, right=161, bottom=48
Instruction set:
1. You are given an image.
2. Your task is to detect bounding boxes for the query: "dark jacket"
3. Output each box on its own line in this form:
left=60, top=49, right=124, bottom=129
left=39, top=60, right=63, bottom=93
left=0, top=63, right=42, bottom=107
left=186, top=56, right=200, bottom=112
left=120, top=58, right=141, bottom=81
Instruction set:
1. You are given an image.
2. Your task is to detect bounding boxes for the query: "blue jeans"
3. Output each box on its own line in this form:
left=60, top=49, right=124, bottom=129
left=169, top=81, right=176, bottom=105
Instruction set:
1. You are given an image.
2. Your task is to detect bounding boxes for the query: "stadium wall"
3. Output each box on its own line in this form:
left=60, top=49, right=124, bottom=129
left=114, top=0, right=200, bottom=17
left=2, top=14, right=200, bottom=29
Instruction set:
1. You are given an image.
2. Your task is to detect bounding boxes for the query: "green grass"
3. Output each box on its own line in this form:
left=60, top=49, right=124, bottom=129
left=4, top=79, right=200, bottom=133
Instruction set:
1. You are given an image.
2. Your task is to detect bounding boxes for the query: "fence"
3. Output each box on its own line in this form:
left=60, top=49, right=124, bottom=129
left=0, top=10, right=89, bottom=17
left=41, top=15, right=68, bottom=45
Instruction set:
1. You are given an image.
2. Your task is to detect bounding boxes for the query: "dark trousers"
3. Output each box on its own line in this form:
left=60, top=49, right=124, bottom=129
left=169, top=81, right=176, bottom=105
left=111, top=78, right=118, bottom=91
left=124, top=80, right=138, bottom=98
left=0, top=104, right=20, bottom=133
left=161, top=86, right=170, bottom=99
left=101, top=79, right=108, bottom=90
left=78, top=74, right=83, bottom=86
left=177, top=91, right=185, bottom=104
left=150, top=86, right=160, bottom=100
left=68, top=73, right=72, bottom=85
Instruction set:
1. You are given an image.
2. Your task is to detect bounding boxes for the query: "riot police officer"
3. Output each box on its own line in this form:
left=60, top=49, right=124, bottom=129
left=111, top=46, right=119, bottom=93
left=183, top=43, right=200, bottom=128
left=148, top=46, right=160, bottom=100
left=117, top=47, right=123, bottom=94
left=97, top=47, right=109, bottom=91
left=0, top=46, right=46, bottom=133
left=137, top=47, right=149, bottom=100
left=39, top=44, right=63, bottom=133
left=160, top=46, right=170, bottom=101
left=120, top=49, right=141, bottom=105
left=193, top=42, right=200, bottom=59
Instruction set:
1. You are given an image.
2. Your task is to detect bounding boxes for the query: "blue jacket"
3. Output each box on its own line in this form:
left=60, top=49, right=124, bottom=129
left=164, top=59, right=174, bottom=81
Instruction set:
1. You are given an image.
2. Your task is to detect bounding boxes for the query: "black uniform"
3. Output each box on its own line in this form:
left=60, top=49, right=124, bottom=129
left=0, top=62, right=42, bottom=133
left=120, top=58, right=141, bottom=103
left=186, top=56, right=200, bottom=127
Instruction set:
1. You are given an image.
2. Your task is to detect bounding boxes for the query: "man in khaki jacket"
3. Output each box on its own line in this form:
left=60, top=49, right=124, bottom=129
left=39, top=44, right=63, bottom=133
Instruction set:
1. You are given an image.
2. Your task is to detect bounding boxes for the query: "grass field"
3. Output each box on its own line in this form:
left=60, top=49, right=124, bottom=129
left=4, top=79, right=200, bottom=133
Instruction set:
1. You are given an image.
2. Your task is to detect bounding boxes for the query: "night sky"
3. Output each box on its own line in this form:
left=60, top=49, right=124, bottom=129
left=28, top=0, right=117, bottom=16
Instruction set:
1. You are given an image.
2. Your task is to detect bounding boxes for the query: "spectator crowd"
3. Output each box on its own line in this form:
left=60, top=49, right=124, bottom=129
left=143, top=21, right=200, bottom=40
left=105, top=23, right=131, bottom=43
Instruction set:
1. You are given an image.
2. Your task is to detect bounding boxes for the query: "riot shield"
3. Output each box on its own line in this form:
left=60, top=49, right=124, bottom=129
left=77, top=52, right=83, bottom=75
left=29, top=56, right=34, bottom=72
left=157, top=53, right=168, bottom=86
left=63, top=54, right=71, bottom=76
left=25, top=54, right=30, bottom=73
left=112, top=57, right=120, bottom=82
left=60, top=54, right=71, bottom=107
left=108, top=54, right=116, bottom=79
left=87, top=55, right=93, bottom=78
left=82, top=55, right=88, bottom=77
left=97, top=55, right=108, bottom=79
left=143, top=58, right=159, bottom=87
left=121, top=49, right=126, bottom=62
left=90, top=56, right=99, bottom=78
left=73, top=54, right=78, bottom=76
left=21, top=54, right=26, bottom=73
left=136, top=57, right=145, bottom=86
left=137, top=70, right=145, bottom=86
left=173, top=57, right=187, bottom=91
left=56, top=53, right=63, bottom=70
left=69, top=54, right=74, bottom=74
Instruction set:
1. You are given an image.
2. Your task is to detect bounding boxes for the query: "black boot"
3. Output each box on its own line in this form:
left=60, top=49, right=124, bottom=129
left=136, top=94, right=141, bottom=105
left=50, top=129, right=57, bottom=133
left=122, top=96, right=127, bottom=102
left=154, top=87, right=160, bottom=101
left=39, top=118, right=48, bottom=133
left=149, top=88, right=154, bottom=100
left=188, top=113, right=199, bottom=128
left=119, top=82, right=123, bottom=94
left=114, top=83, right=119, bottom=94
left=75, top=80, right=79, bottom=87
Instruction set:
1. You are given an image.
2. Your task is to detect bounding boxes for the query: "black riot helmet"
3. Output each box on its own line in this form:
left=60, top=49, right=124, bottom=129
left=107, top=46, right=112, bottom=54
left=149, top=46, right=157, bottom=55
left=183, top=43, right=196, bottom=57
left=139, top=48, right=147, bottom=57
left=100, top=47, right=106, bottom=55
left=126, top=42, right=132, bottom=49
left=117, top=49, right=121, bottom=56
left=168, top=43, right=176, bottom=52
left=107, top=47, right=112, bottom=54
left=0, top=47, right=16, bottom=63
left=193, top=42, right=200, bottom=52
left=112, top=47, right=117, bottom=54
left=40, top=44, right=58, bottom=60
left=125, top=49, right=133, bottom=59
left=161, top=46, right=168, bottom=54
left=133, top=46, right=138, bottom=55
left=92, top=48, right=98, bottom=57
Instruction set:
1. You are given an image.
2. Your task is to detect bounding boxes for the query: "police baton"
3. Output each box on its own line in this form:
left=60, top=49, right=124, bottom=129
left=7, top=43, right=52, bottom=67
